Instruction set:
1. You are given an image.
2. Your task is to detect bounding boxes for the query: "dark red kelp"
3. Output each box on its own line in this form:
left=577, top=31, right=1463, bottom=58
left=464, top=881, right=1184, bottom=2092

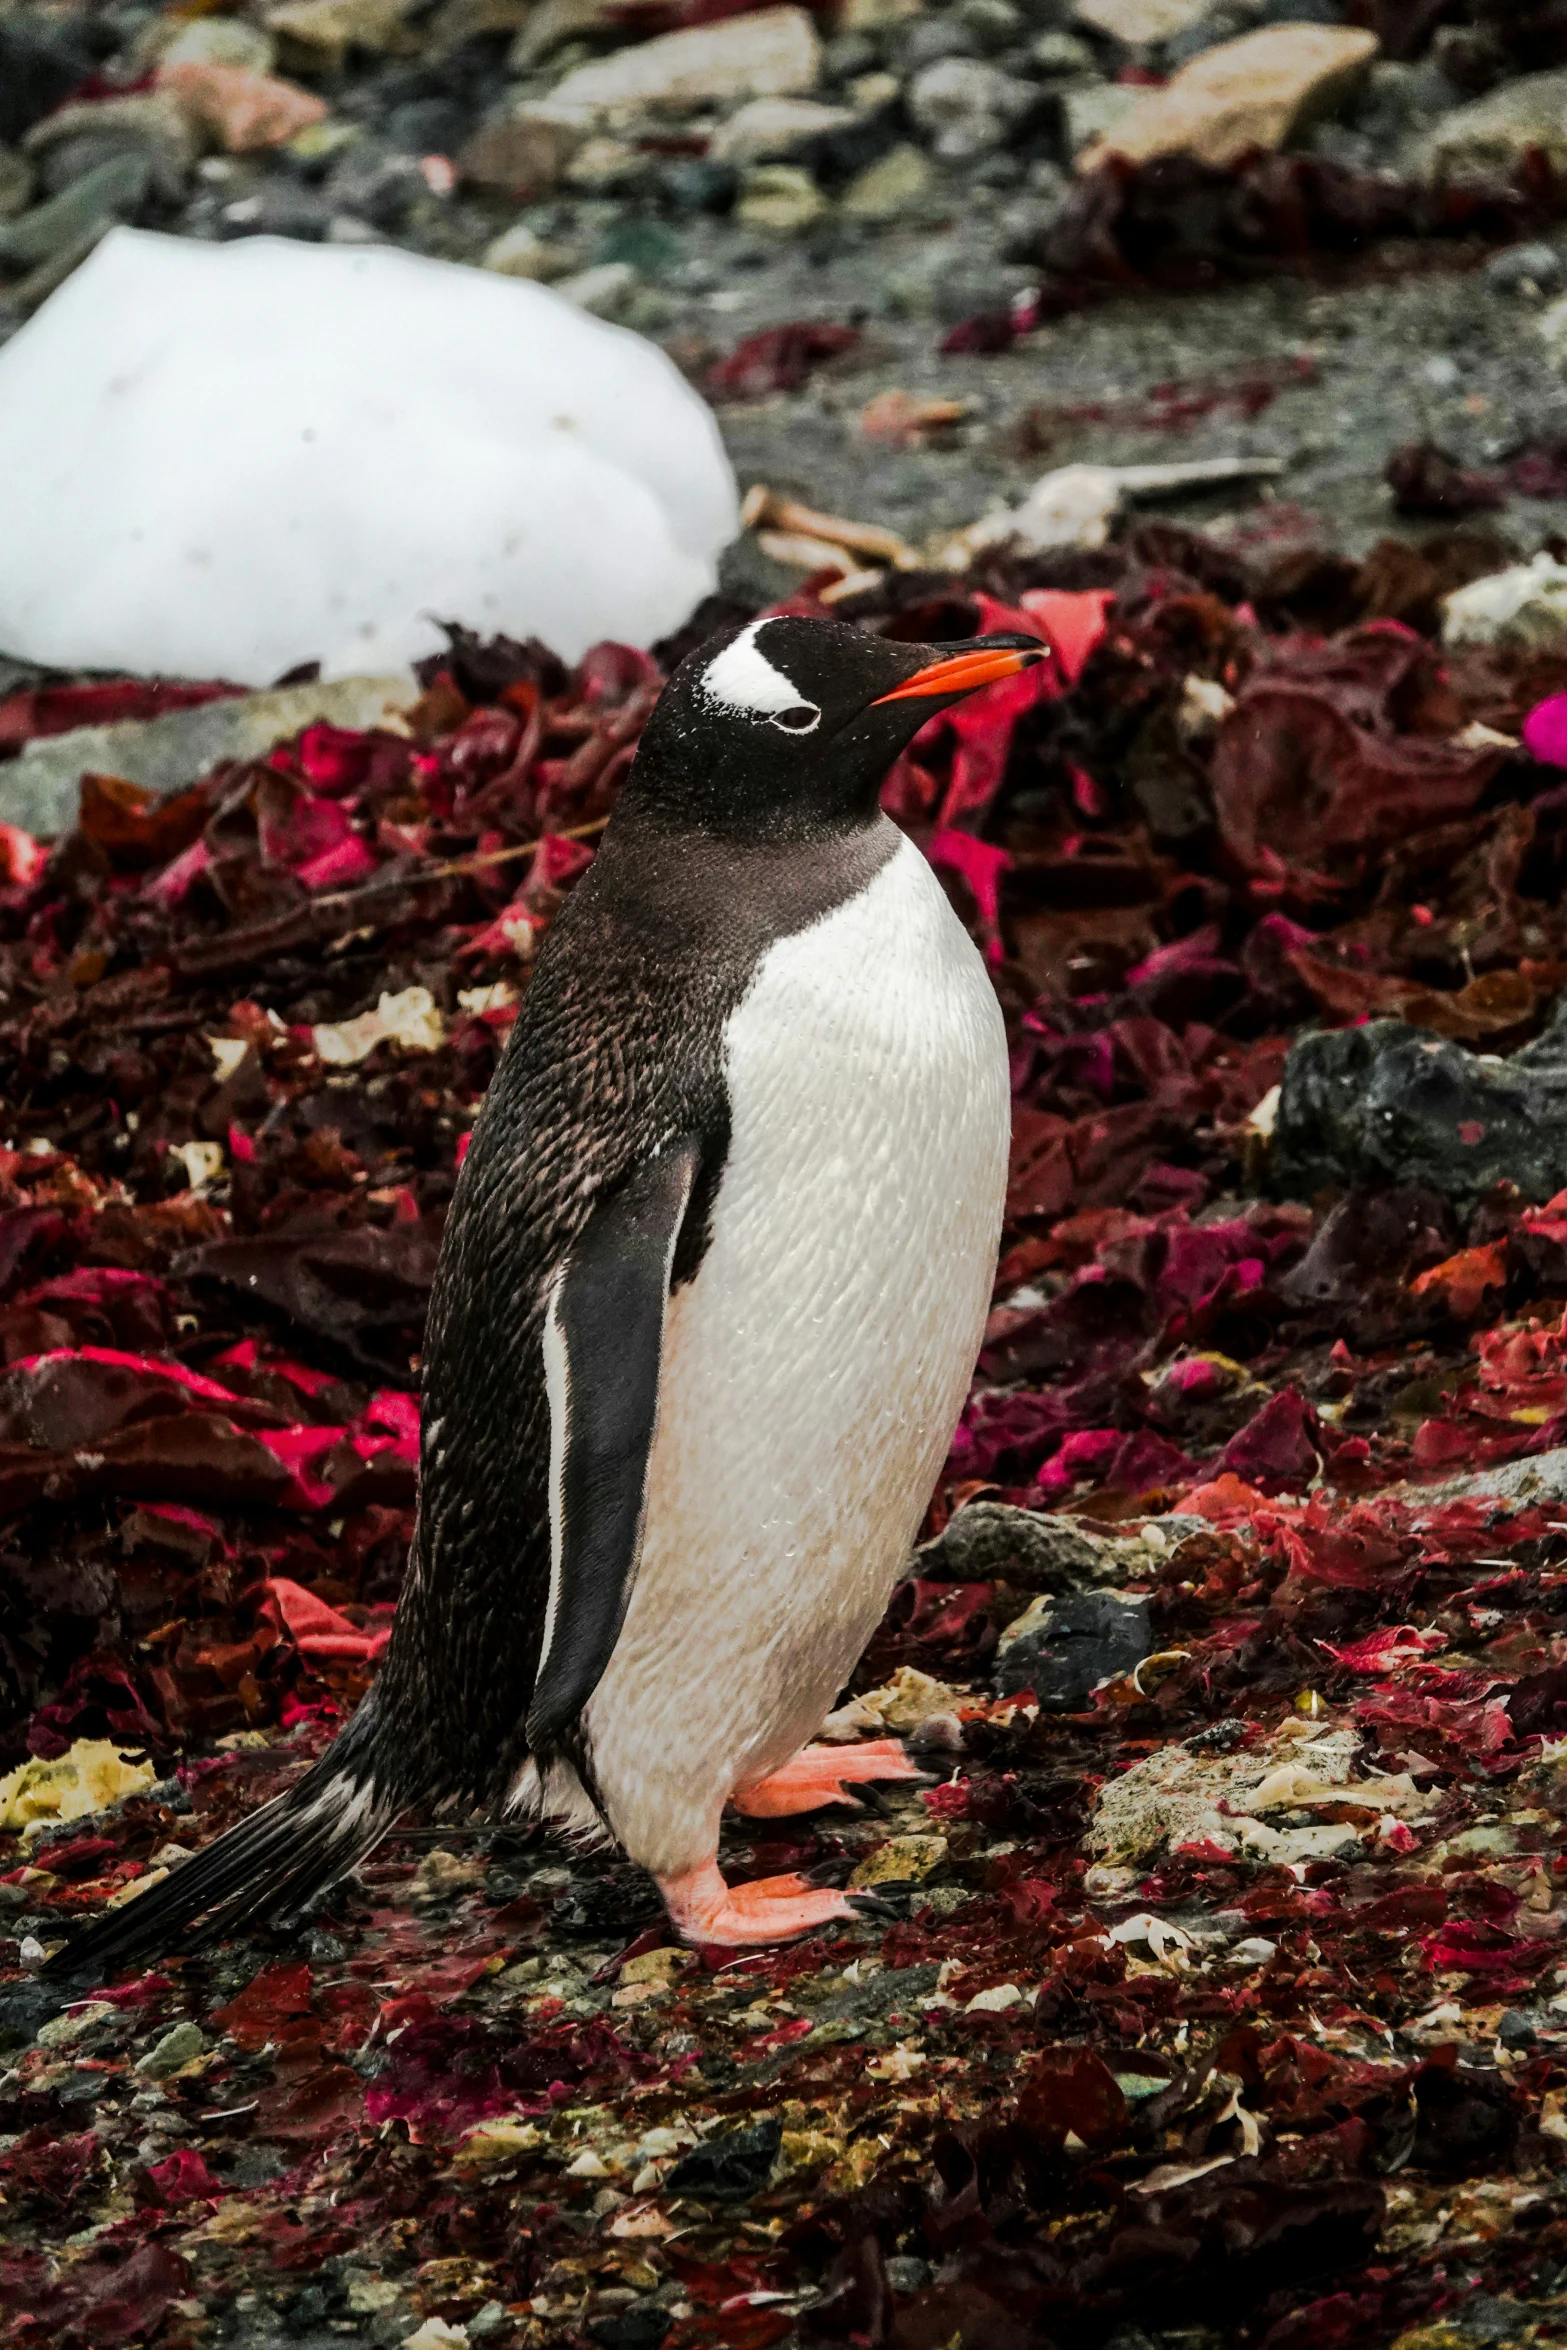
left=948, top=148, right=1567, bottom=354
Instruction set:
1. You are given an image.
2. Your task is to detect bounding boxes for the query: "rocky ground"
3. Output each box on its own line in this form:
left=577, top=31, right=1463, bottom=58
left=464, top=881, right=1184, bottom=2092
left=10, top=0, right=1567, bottom=619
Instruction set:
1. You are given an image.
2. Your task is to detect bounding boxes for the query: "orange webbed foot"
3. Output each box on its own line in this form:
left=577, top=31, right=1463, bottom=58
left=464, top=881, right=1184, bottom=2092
left=659, top=1862, right=865, bottom=1947
left=731, top=1738, right=925, bottom=1819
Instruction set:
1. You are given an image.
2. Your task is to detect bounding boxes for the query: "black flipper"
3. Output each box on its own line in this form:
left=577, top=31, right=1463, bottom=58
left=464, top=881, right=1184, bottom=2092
left=40, top=1698, right=395, bottom=1986
left=525, top=1134, right=700, bottom=1751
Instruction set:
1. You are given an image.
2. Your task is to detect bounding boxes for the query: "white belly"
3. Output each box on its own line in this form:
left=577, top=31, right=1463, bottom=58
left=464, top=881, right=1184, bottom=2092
left=582, top=830, right=1009, bottom=1876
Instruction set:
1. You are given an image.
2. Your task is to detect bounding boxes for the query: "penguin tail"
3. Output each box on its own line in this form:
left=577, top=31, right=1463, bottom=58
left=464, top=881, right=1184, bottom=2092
left=41, top=1701, right=399, bottom=1989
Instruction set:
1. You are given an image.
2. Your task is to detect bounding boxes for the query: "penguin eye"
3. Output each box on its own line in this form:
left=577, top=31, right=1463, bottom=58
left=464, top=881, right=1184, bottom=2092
left=768, top=701, right=820, bottom=735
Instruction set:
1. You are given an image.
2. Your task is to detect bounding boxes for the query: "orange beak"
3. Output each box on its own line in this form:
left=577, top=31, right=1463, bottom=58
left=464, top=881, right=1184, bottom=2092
left=871, top=643, right=1047, bottom=705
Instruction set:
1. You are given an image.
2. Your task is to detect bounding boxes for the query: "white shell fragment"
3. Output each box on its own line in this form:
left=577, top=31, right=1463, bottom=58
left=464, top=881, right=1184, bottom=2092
left=945, top=455, right=1287, bottom=564
left=313, top=985, right=447, bottom=1066
left=0, top=228, right=738, bottom=684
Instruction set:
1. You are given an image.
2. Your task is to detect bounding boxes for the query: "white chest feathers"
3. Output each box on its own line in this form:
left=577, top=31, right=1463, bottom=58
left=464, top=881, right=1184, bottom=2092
left=578, top=829, right=1011, bottom=1876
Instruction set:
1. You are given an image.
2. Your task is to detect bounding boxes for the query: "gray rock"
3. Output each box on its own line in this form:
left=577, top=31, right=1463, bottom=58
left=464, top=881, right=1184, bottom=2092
left=736, top=161, right=827, bottom=231
left=916, top=1500, right=1106, bottom=1588
left=901, top=18, right=980, bottom=68
left=1360, top=57, right=1459, bottom=131
left=215, top=178, right=332, bottom=239
left=823, top=30, right=882, bottom=80
left=1271, top=995, right=1567, bottom=1210
left=458, top=105, right=587, bottom=198
left=160, top=18, right=278, bottom=72
left=554, top=255, right=640, bottom=311
left=958, top=0, right=1027, bottom=51
left=265, top=0, right=422, bottom=72
left=1075, top=0, right=1212, bottom=39
left=480, top=219, right=581, bottom=276
left=915, top=1499, right=1204, bottom=1591
left=0, top=147, right=34, bottom=221
left=842, top=139, right=934, bottom=215
left=971, top=148, right=1026, bottom=184
left=0, top=155, right=152, bottom=271
left=908, top=54, right=1036, bottom=157
left=0, top=219, right=112, bottom=319
left=1486, top=240, right=1565, bottom=296
left=1164, top=4, right=1257, bottom=65
left=23, top=94, right=197, bottom=184
left=994, top=1589, right=1154, bottom=1706
left=322, top=142, right=428, bottom=228
left=508, top=0, right=608, bottom=71
left=710, top=95, right=856, bottom=161
left=469, top=2303, right=515, bottom=2342
left=564, top=133, right=650, bottom=191
left=840, top=0, right=923, bottom=27
left=36, top=131, right=177, bottom=205
left=1030, top=29, right=1096, bottom=73
left=999, top=159, right=1069, bottom=238
left=0, top=677, right=411, bottom=839
left=1062, top=77, right=1141, bottom=154
left=135, top=2021, right=206, bottom=2080
left=550, top=6, right=823, bottom=113
left=1409, top=68, right=1567, bottom=186
left=1406, top=1445, right=1567, bottom=1517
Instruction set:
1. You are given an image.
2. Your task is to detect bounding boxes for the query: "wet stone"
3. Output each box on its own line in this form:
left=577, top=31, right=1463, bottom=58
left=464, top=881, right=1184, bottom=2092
left=1270, top=999, right=1567, bottom=1209
left=590, top=2307, right=672, bottom=2350
left=0, top=156, right=152, bottom=271
left=993, top=1588, right=1153, bottom=1705
left=0, top=13, right=101, bottom=147
left=665, top=2117, right=783, bottom=2199
left=917, top=1499, right=1104, bottom=1586
left=0, top=148, right=32, bottom=220
left=1409, top=67, right=1567, bottom=186
left=1486, top=241, right=1566, bottom=295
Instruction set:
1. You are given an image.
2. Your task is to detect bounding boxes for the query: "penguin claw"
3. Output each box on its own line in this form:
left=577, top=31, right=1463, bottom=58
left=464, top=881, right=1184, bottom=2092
left=846, top=1891, right=900, bottom=1922
left=658, top=1863, right=859, bottom=1947
left=730, top=1739, right=925, bottom=1819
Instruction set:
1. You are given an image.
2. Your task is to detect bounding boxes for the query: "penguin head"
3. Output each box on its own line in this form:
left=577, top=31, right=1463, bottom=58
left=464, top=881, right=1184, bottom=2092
left=625, top=615, right=1050, bottom=840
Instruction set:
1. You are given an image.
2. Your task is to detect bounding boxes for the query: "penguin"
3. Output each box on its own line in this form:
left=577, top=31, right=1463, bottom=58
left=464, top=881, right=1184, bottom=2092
left=48, top=613, right=1045, bottom=1972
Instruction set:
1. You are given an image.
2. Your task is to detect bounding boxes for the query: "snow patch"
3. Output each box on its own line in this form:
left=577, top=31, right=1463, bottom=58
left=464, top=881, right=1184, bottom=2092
left=0, top=229, right=738, bottom=684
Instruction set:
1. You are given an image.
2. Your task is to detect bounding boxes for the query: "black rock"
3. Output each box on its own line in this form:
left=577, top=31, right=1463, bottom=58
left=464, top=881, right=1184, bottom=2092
left=591, top=2305, right=671, bottom=2350
left=1271, top=999, right=1567, bottom=1208
left=1004, top=86, right=1067, bottom=164
left=384, top=97, right=472, bottom=155
left=665, top=2117, right=783, bottom=2200
left=214, top=181, right=333, bottom=241
left=323, top=145, right=427, bottom=230
left=552, top=1863, right=662, bottom=1938
left=660, top=159, right=738, bottom=215
left=1497, top=2009, right=1539, bottom=2050
left=993, top=1589, right=1152, bottom=1706
left=799, top=101, right=905, bottom=190
left=0, top=15, right=104, bottom=146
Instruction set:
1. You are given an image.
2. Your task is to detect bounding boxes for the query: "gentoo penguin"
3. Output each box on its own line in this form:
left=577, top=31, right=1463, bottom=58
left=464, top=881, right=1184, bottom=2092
left=50, top=614, right=1043, bottom=1969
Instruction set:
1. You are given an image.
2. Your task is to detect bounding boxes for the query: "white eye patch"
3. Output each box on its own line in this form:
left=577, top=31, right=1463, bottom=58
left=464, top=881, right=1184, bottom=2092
left=699, top=621, right=818, bottom=733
